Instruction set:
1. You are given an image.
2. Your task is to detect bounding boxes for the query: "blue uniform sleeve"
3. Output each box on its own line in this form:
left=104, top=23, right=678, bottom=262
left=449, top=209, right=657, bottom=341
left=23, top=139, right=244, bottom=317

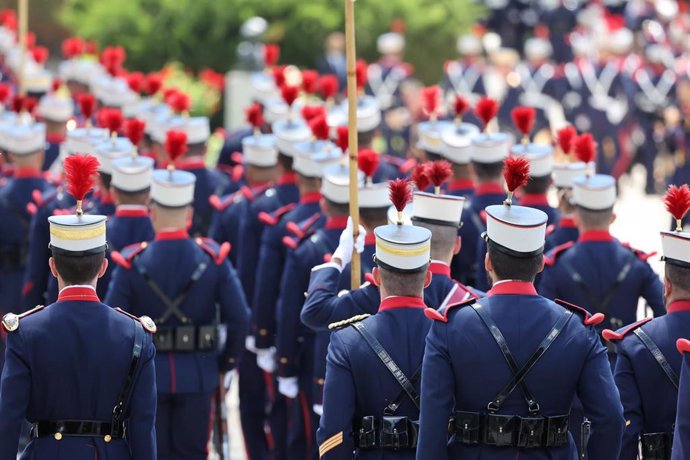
left=236, top=205, right=265, bottom=302
left=217, top=260, right=250, bottom=372
left=128, top=332, right=157, bottom=460
left=0, top=329, right=30, bottom=458
left=301, top=264, right=380, bottom=331
left=253, top=233, right=285, bottom=349
left=537, top=265, right=559, bottom=300
left=576, top=328, right=625, bottom=460
left=276, top=249, right=312, bottom=377
left=673, top=354, right=690, bottom=458
left=474, top=235, right=489, bottom=292
left=416, top=321, right=453, bottom=460
left=640, top=262, right=664, bottom=318
left=104, top=265, right=133, bottom=310
left=612, top=342, right=643, bottom=460
left=317, top=332, right=356, bottom=459
left=22, top=209, right=51, bottom=310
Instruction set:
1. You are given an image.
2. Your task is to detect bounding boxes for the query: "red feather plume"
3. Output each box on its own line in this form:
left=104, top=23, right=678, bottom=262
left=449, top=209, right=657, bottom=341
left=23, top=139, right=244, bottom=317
left=511, top=106, right=536, bottom=137
left=10, top=95, right=24, bottom=113
left=427, top=160, right=452, bottom=188
left=125, top=118, right=146, bottom=146
left=574, top=133, right=597, bottom=164
left=101, top=46, right=126, bottom=76
left=51, top=78, right=62, bottom=93
left=557, top=125, right=577, bottom=155
left=0, top=9, right=16, bottom=30
left=318, top=75, right=339, bottom=99
left=165, top=130, right=188, bottom=163
left=301, top=70, right=319, bottom=94
left=163, top=88, right=179, bottom=105
left=422, top=86, right=441, bottom=117
left=101, top=108, right=124, bottom=135
left=309, top=115, right=330, bottom=141
left=126, top=71, right=144, bottom=93
left=273, top=66, right=286, bottom=87
left=264, top=44, right=280, bottom=67
left=0, top=83, right=11, bottom=104
left=475, top=97, right=499, bottom=130
left=77, top=93, right=96, bottom=119
left=62, top=36, right=84, bottom=59
left=358, top=149, right=380, bottom=178
left=144, top=73, right=163, bottom=96
left=503, top=156, right=530, bottom=192
left=336, top=126, right=349, bottom=152
left=31, top=46, right=49, bottom=65
left=453, top=96, right=470, bottom=118
left=412, top=163, right=430, bottom=191
left=281, top=84, right=299, bottom=107
left=24, top=32, right=36, bottom=50
left=355, top=60, right=368, bottom=89
left=245, top=103, right=264, bottom=128
left=170, top=92, right=191, bottom=114
left=64, top=154, right=100, bottom=201
left=84, top=39, right=99, bottom=55
left=301, top=105, right=326, bottom=122
left=664, top=184, right=690, bottom=224
left=389, top=178, right=412, bottom=213
left=23, top=97, right=37, bottom=115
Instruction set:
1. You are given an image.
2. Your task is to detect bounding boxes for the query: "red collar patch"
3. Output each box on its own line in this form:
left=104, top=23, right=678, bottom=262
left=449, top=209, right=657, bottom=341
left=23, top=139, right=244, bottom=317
left=58, top=286, right=100, bottom=303
left=475, top=182, right=504, bottom=196
left=277, top=171, right=298, bottom=186
left=325, top=215, right=349, bottom=230
left=519, top=193, right=550, bottom=207
left=488, top=281, right=538, bottom=296
left=300, top=191, right=322, bottom=205
left=668, top=300, right=690, bottom=314
left=155, top=229, right=189, bottom=241
left=379, top=296, right=427, bottom=312
left=578, top=230, right=614, bottom=242
left=115, top=206, right=149, bottom=218
left=429, top=261, right=451, bottom=278
left=447, top=179, right=474, bottom=192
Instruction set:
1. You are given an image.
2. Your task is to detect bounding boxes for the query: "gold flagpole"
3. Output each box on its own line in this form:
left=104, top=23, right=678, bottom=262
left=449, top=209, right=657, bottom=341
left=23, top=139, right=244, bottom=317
left=345, top=0, right=361, bottom=290
left=17, top=0, right=28, bottom=96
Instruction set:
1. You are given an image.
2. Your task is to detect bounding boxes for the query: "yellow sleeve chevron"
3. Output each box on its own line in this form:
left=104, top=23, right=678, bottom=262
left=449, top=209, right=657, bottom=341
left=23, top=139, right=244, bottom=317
left=319, top=431, right=343, bottom=457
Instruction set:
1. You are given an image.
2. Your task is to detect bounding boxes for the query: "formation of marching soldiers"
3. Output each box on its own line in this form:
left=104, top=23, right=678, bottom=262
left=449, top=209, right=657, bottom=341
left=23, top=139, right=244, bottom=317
left=2, top=3, right=690, bottom=460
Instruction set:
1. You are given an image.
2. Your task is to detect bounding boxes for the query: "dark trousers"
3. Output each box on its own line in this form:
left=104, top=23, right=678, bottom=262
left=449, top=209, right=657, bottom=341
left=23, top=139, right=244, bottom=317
left=156, top=390, right=214, bottom=460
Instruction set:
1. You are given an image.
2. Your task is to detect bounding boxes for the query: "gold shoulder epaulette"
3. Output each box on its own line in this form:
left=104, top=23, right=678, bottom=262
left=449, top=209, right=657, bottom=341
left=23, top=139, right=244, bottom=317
left=1, top=305, right=45, bottom=332
left=328, top=314, right=371, bottom=331
left=114, top=307, right=157, bottom=334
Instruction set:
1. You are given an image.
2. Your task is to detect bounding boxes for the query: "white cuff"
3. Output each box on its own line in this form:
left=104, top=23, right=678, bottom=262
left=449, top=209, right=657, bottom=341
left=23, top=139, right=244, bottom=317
left=311, top=261, right=343, bottom=273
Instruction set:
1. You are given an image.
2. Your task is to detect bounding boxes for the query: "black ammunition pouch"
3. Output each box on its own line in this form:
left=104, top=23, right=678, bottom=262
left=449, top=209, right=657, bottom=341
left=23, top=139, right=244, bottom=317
left=0, top=244, right=28, bottom=270
left=640, top=432, right=672, bottom=460
left=154, top=325, right=217, bottom=352
left=355, top=416, right=419, bottom=450
left=451, top=412, right=569, bottom=448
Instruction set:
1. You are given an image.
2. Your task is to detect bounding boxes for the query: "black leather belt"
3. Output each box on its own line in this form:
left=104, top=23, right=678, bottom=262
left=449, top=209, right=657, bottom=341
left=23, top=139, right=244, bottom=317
left=451, top=412, right=569, bottom=448
left=641, top=432, right=673, bottom=460
left=32, top=420, right=124, bottom=440
left=154, top=325, right=217, bottom=352
left=355, top=415, right=419, bottom=450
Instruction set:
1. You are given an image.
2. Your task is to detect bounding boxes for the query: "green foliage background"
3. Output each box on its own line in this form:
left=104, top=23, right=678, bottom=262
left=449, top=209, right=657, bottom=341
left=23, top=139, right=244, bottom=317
left=58, top=0, right=484, bottom=84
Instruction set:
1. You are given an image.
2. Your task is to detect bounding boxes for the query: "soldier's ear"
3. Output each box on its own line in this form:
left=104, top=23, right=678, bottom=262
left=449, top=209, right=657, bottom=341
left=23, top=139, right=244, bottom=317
left=423, top=269, right=432, bottom=288
left=664, top=276, right=672, bottom=299
left=97, top=258, right=108, bottom=279
left=48, top=257, right=58, bottom=279
left=372, top=267, right=381, bottom=287
left=610, top=212, right=617, bottom=225
left=453, top=236, right=461, bottom=255
left=485, top=252, right=493, bottom=274
left=537, top=254, right=545, bottom=274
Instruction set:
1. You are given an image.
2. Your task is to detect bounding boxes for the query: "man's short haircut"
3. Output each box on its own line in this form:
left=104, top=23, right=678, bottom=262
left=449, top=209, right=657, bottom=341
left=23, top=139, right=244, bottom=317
left=324, top=199, right=350, bottom=216
left=278, top=153, right=294, bottom=171
left=379, top=263, right=429, bottom=297
left=424, top=151, right=442, bottom=162
left=52, top=251, right=105, bottom=285
left=113, top=187, right=150, bottom=205
left=100, top=173, right=112, bottom=191
left=358, top=129, right=375, bottom=148
left=666, top=263, right=690, bottom=294
left=187, top=143, right=206, bottom=157
left=472, top=161, right=504, bottom=182
left=359, top=207, right=389, bottom=229
left=414, top=221, right=457, bottom=261
left=487, top=245, right=543, bottom=282
left=523, top=176, right=550, bottom=195
left=576, top=206, right=613, bottom=228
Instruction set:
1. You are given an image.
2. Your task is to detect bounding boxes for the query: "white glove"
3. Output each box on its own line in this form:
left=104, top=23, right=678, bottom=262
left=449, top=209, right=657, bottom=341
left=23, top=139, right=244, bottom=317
left=256, top=347, right=277, bottom=373
left=245, top=335, right=257, bottom=353
left=223, top=372, right=233, bottom=391
left=277, top=376, right=299, bottom=399
left=332, top=217, right=367, bottom=267
left=313, top=404, right=323, bottom=416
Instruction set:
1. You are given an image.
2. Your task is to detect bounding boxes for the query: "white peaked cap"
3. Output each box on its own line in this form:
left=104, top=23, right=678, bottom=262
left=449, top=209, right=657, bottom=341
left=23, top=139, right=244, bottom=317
left=0, top=122, right=46, bottom=155
left=250, top=72, right=280, bottom=103
left=359, top=182, right=391, bottom=209
left=111, top=156, right=154, bottom=192
left=272, top=119, right=312, bottom=157
left=457, top=35, right=482, bottom=55
left=95, top=138, right=134, bottom=174
left=151, top=169, right=196, bottom=207
left=165, top=116, right=211, bottom=145
left=340, top=96, right=381, bottom=133
left=377, top=32, right=405, bottom=55
left=471, top=132, right=514, bottom=164
left=49, top=214, right=107, bottom=255
left=485, top=204, right=548, bottom=255
left=573, top=174, right=616, bottom=210
left=38, top=92, right=74, bottom=122
left=65, top=128, right=109, bottom=156
left=375, top=224, right=431, bottom=272
left=321, top=164, right=364, bottom=204
left=511, top=144, right=554, bottom=177
left=417, top=120, right=454, bottom=154
left=242, top=134, right=279, bottom=167
left=442, top=123, right=481, bottom=164
left=293, top=140, right=342, bottom=178
left=552, top=162, right=587, bottom=189
left=412, top=191, right=465, bottom=227
left=661, top=230, right=690, bottom=267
